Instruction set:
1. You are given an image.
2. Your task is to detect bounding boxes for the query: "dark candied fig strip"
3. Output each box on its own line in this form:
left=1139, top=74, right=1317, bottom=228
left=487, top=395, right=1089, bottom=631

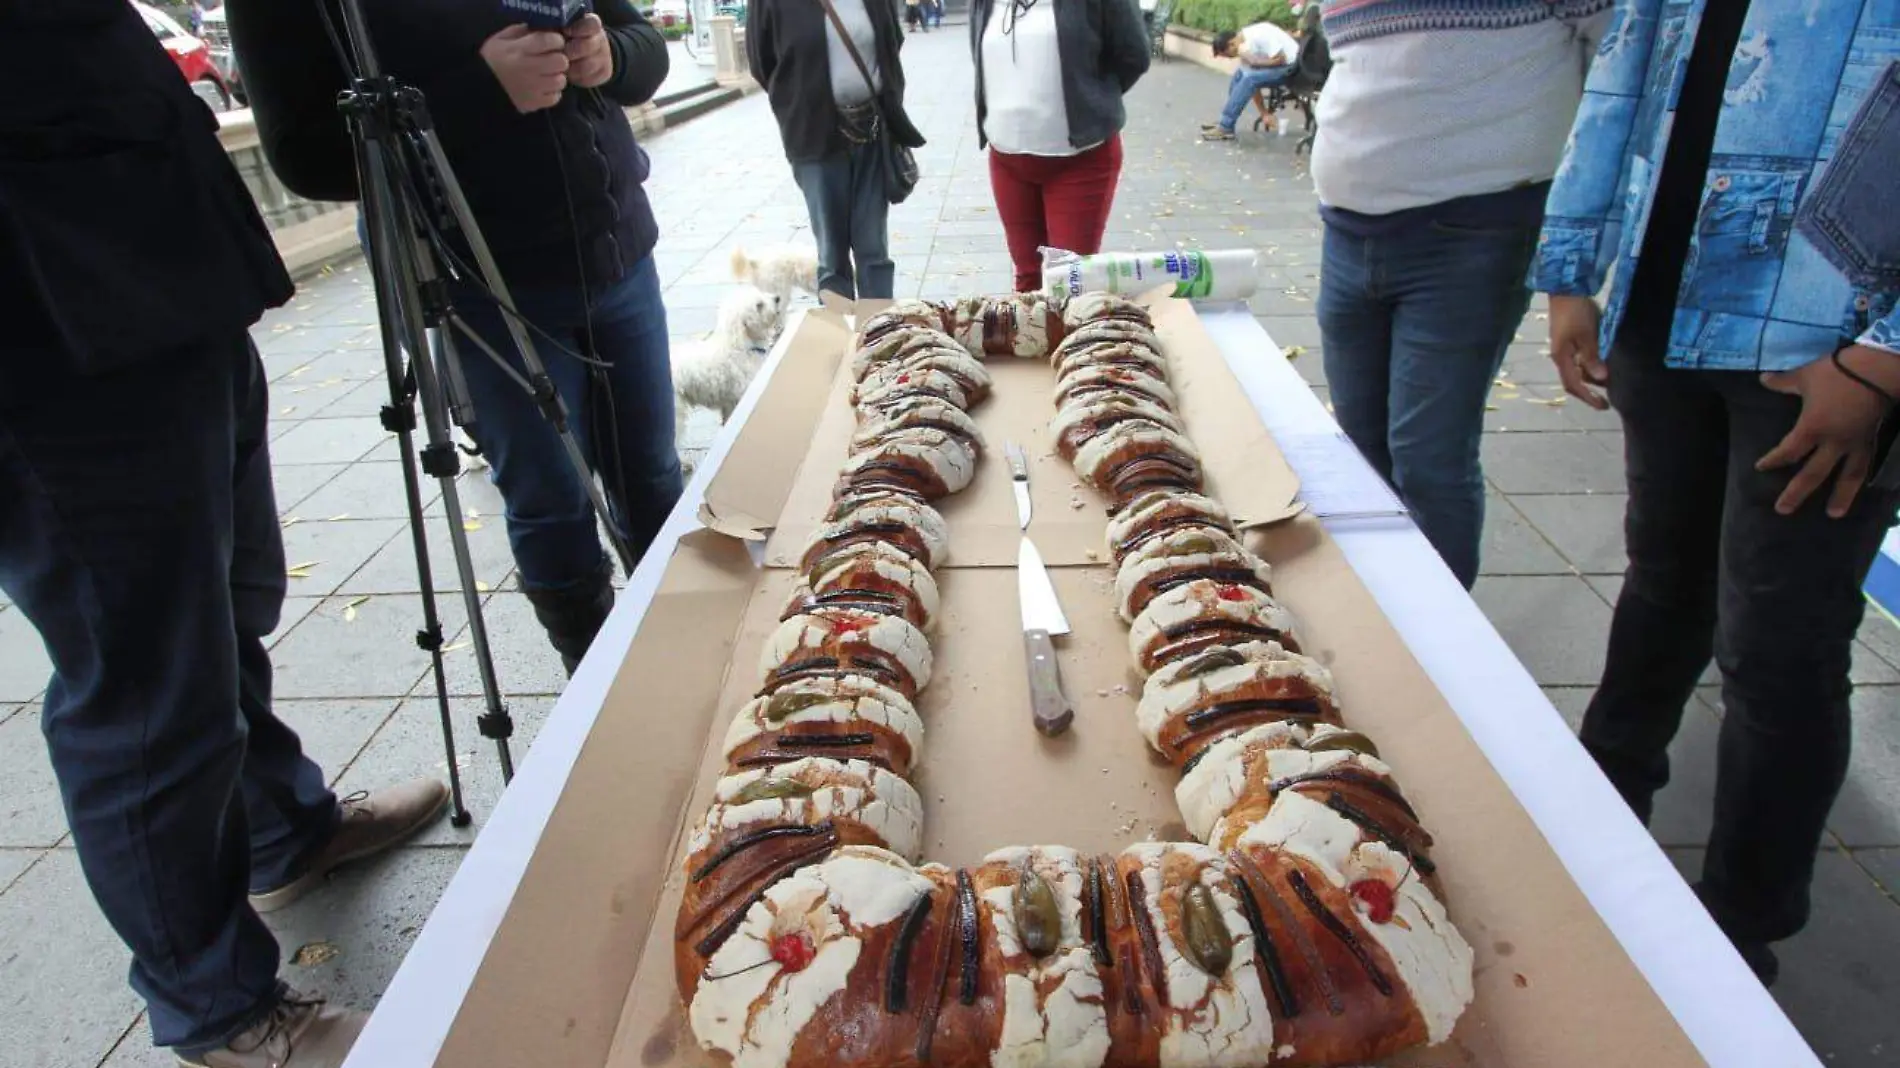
left=1182, top=697, right=1325, bottom=731
left=1228, top=868, right=1299, bottom=1019
left=1324, top=792, right=1436, bottom=876
left=916, top=878, right=959, bottom=1063
left=1270, top=768, right=1420, bottom=822
left=1126, top=869, right=1170, bottom=1008
left=772, top=731, right=879, bottom=749
left=782, top=591, right=908, bottom=620
left=1285, top=868, right=1394, bottom=997
left=732, top=750, right=895, bottom=772
left=690, top=831, right=840, bottom=958
left=1236, top=849, right=1343, bottom=1015
left=956, top=869, right=981, bottom=1005
left=691, top=822, right=834, bottom=883
left=1116, top=513, right=1229, bottom=557
left=1117, top=948, right=1145, bottom=1016
left=886, top=888, right=935, bottom=1012
left=1085, top=857, right=1111, bottom=966
left=1146, top=566, right=1271, bottom=600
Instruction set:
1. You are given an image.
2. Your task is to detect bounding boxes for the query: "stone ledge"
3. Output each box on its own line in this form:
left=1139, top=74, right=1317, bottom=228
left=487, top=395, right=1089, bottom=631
left=1164, top=25, right=1240, bottom=72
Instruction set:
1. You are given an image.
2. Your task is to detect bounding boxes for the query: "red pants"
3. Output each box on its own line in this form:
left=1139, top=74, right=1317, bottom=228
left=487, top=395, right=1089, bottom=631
left=987, top=135, right=1124, bottom=292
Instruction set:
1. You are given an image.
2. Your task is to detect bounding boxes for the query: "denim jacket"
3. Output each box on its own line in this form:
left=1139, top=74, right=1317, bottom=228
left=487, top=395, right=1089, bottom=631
left=1531, top=1, right=1900, bottom=372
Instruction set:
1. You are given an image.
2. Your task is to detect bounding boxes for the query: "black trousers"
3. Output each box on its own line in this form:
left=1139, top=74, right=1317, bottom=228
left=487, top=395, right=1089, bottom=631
left=0, top=334, right=337, bottom=1053
left=1585, top=345, right=1900, bottom=943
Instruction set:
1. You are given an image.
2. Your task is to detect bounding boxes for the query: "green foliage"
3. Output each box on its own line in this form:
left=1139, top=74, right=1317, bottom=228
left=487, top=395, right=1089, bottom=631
left=660, top=22, right=692, bottom=39
left=1172, top=0, right=1297, bottom=34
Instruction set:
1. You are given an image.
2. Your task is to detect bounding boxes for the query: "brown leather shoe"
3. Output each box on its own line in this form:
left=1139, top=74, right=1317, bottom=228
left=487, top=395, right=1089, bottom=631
left=250, top=779, right=450, bottom=913
left=176, top=988, right=366, bottom=1068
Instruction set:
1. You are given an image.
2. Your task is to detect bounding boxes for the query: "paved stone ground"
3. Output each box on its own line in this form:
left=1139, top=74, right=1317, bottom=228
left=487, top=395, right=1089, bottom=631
left=2, top=30, right=1898, bottom=1068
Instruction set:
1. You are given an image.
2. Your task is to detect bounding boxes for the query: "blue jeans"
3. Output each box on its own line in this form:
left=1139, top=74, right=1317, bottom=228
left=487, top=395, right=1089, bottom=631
left=448, top=255, right=683, bottom=592
left=792, top=143, right=895, bottom=300
left=1317, top=220, right=1538, bottom=587
left=0, top=334, right=337, bottom=1054
left=1220, top=66, right=1297, bottom=132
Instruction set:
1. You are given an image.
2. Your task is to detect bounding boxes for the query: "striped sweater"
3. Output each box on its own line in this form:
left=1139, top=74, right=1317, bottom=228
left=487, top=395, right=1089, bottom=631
left=1320, top=0, right=1613, bottom=46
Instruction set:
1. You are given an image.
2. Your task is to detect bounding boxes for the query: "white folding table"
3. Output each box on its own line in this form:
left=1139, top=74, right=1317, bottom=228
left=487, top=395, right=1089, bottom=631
left=343, top=306, right=1821, bottom=1068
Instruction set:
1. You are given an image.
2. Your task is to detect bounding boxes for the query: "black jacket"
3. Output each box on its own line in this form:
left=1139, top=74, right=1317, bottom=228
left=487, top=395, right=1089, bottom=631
left=228, top=0, right=669, bottom=296
left=747, top=0, right=926, bottom=163
left=0, top=0, right=291, bottom=384
left=970, top=0, right=1149, bottom=151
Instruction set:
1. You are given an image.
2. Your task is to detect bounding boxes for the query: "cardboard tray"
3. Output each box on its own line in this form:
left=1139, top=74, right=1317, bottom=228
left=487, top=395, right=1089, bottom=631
left=429, top=303, right=1708, bottom=1068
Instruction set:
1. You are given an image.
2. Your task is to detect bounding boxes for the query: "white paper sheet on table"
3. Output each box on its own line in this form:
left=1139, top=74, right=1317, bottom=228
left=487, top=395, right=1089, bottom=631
left=1273, top=431, right=1409, bottom=519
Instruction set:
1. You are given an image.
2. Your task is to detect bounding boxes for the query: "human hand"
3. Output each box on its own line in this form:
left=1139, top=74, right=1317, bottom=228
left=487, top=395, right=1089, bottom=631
left=1548, top=294, right=1608, bottom=410
left=481, top=24, right=569, bottom=113
left=1757, top=346, right=1897, bottom=517
left=564, top=14, right=614, bottom=89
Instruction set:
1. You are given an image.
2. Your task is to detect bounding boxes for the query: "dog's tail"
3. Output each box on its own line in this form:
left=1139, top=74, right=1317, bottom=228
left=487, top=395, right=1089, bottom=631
left=729, top=246, right=753, bottom=284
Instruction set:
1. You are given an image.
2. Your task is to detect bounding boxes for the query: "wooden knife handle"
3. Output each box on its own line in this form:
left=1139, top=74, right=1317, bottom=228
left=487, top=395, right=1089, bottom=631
left=1024, top=629, right=1074, bottom=737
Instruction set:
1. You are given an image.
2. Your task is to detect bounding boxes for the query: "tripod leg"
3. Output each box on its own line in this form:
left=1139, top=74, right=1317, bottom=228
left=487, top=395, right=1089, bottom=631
left=354, top=144, right=474, bottom=825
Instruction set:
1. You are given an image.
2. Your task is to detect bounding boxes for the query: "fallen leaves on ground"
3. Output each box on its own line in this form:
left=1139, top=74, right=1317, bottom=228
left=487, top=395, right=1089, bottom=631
left=1282, top=345, right=1306, bottom=360
left=343, top=595, right=371, bottom=622
left=291, top=941, right=339, bottom=967
left=286, top=561, right=321, bottom=579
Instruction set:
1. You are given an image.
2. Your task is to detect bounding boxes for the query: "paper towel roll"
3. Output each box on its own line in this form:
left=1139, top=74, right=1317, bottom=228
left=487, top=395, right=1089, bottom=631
left=1041, top=247, right=1260, bottom=302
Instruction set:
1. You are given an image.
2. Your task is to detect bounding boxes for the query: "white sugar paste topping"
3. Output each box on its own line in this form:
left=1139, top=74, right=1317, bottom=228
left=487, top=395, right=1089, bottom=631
left=1120, top=844, right=1276, bottom=1068
left=856, top=368, right=970, bottom=412
left=1054, top=320, right=1162, bottom=362
left=759, top=612, right=934, bottom=693
left=856, top=349, right=993, bottom=401
left=1073, top=420, right=1202, bottom=491
left=1104, top=492, right=1229, bottom=556
left=689, top=757, right=925, bottom=861
left=721, top=688, right=926, bottom=767
left=1136, top=643, right=1334, bottom=755
left=854, top=399, right=986, bottom=454
left=807, top=497, right=950, bottom=570
left=1236, top=802, right=1473, bottom=1044
left=691, top=847, right=932, bottom=1068
left=842, top=430, right=977, bottom=495
left=1115, top=546, right=1273, bottom=625
left=791, top=542, right=943, bottom=631
left=1056, top=364, right=1179, bottom=410
left=1118, top=527, right=1249, bottom=576
left=1180, top=742, right=1390, bottom=845
left=1127, top=582, right=1299, bottom=673
left=1062, top=293, right=1151, bottom=330
left=1053, top=341, right=1168, bottom=382
left=978, top=847, right=1110, bottom=1068
left=851, top=326, right=960, bottom=381
left=1051, top=395, right=1184, bottom=454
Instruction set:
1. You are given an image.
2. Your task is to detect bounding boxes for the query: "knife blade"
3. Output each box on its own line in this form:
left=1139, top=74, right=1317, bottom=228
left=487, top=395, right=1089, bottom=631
left=1005, top=441, right=1032, bottom=530
left=1018, top=537, right=1074, bottom=736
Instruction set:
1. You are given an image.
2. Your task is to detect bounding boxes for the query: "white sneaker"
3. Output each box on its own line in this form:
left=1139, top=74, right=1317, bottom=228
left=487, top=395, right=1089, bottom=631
left=177, top=988, right=367, bottom=1068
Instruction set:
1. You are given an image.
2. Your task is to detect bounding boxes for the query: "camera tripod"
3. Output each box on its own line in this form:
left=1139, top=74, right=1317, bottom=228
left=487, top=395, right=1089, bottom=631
left=317, top=0, right=638, bottom=821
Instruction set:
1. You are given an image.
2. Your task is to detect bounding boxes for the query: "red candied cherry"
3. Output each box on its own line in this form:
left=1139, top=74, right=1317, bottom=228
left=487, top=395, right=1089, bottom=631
left=896, top=373, right=912, bottom=384
left=1216, top=585, right=1250, bottom=603
left=771, top=931, right=816, bottom=972
left=830, top=613, right=874, bottom=636
left=1349, top=879, right=1396, bottom=924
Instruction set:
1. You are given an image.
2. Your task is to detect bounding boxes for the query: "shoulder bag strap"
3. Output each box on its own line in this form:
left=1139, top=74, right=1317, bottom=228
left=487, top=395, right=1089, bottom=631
left=816, top=0, right=883, bottom=108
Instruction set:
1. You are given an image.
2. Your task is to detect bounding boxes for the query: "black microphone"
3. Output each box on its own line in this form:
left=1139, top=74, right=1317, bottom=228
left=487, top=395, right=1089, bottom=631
left=501, top=0, right=591, bottom=30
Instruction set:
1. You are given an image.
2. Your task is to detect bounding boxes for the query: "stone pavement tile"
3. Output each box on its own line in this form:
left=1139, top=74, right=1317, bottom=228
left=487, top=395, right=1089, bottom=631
left=261, top=845, right=469, bottom=1013
left=274, top=699, right=403, bottom=786
left=337, top=517, right=514, bottom=596
left=271, top=594, right=468, bottom=701
left=1480, top=494, right=1571, bottom=576
left=0, top=707, right=64, bottom=847
left=1480, top=431, right=1625, bottom=495
left=1666, top=847, right=1900, bottom=1067
left=1498, top=343, right=1562, bottom=385
left=280, top=518, right=406, bottom=598
left=1510, top=493, right=1629, bottom=575
left=0, top=848, right=43, bottom=893
left=334, top=697, right=555, bottom=846
left=292, top=461, right=440, bottom=522
left=1858, top=848, right=1900, bottom=897
left=274, top=345, right=386, bottom=388
left=1540, top=685, right=1592, bottom=730
left=1857, top=611, right=1900, bottom=673
left=0, top=851, right=145, bottom=1068
left=1471, top=575, right=1611, bottom=686
left=310, top=377, right=401, bottom=420
left=267, top=596, right=325, bottom=650
left=1583, top=572, right=1621, bottom=606
left=270, top=416, right=394, bottom=465
left=1482, top=383, right=1577, bottom=434
left=1828, top=685, right=1900, bottom=848
left=0, top=607, right=51, bottom=703
left=1247, top=286, right=1318, bottom=317
left=271, top=462, right=348, bottom=516
left=1644, top=700, right=1723, bottom=848
left=98, top=1023, right=172, bottom=1068
left=440, top=593, right=569, bottom=700
left=260, top=323, right=377, bottom=362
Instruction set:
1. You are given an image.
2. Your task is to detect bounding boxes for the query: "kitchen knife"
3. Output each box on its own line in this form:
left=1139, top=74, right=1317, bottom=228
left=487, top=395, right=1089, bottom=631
left=1018, top=536, right=1074, bottom=736
left=1005, top=441, right=1033, bottom=530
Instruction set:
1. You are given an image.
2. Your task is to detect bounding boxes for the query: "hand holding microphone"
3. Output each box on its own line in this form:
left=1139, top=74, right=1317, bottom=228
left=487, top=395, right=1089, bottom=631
left=482, top=24, right=570, bottom=113
left=563, top=14, right=614, bottom=89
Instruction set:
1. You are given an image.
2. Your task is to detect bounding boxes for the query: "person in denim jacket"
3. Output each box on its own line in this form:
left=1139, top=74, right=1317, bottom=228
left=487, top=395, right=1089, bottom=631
left=1533, top=0, right=1900, bottom=984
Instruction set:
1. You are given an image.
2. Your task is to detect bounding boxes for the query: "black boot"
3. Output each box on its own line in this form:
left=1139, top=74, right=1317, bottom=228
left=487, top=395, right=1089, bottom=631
left=523, top=557, right=616, bottom=675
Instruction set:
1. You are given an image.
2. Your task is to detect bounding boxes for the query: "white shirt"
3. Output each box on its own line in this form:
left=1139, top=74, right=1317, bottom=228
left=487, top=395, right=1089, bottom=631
left=1239, top=21, right=1297, bottom=65
left=826, top=0, right=882, bottom=106
left=980, top=0, right=1075, bottom=157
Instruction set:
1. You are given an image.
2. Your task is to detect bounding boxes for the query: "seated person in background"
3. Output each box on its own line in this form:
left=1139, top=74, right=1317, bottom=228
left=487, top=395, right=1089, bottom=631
left=1201, top=19, right=1298, bottom=140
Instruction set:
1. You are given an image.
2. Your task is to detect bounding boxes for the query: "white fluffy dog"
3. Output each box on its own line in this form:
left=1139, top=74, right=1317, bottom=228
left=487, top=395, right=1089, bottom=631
left=673, top=286, right=787, bottom=435
left=730, top=244, right=820, bottom=302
